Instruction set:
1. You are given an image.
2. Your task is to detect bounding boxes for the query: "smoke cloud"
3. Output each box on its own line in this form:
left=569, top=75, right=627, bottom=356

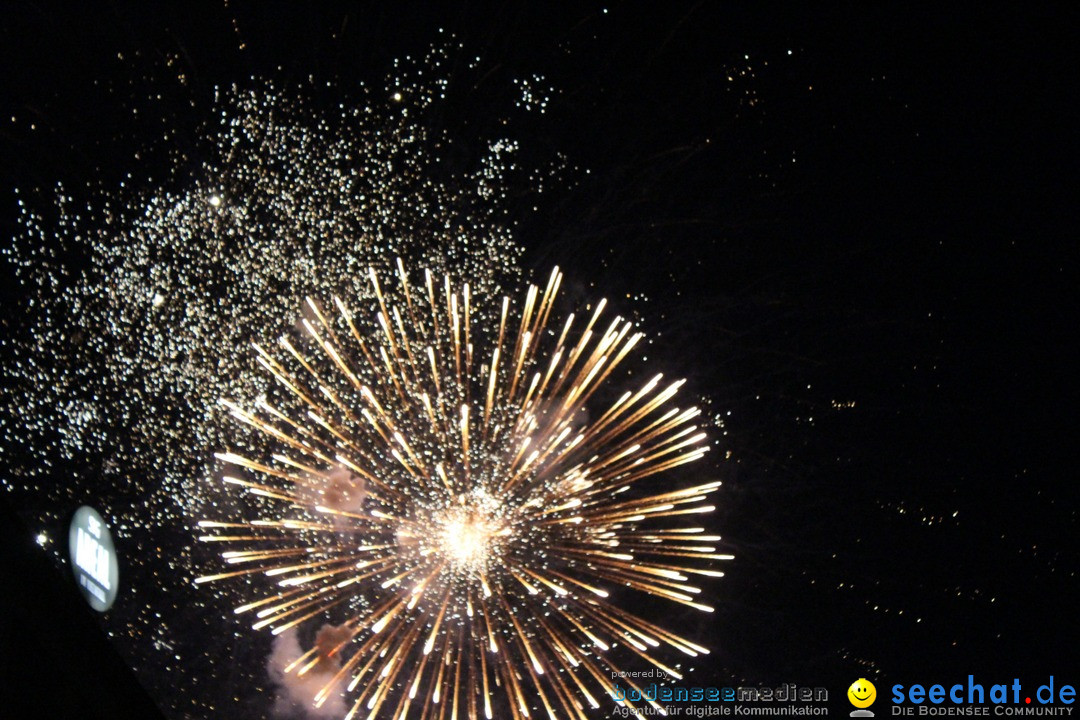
left=293, top=464, right=368, bottom=532
left=267, top=623, right=350, bottom=719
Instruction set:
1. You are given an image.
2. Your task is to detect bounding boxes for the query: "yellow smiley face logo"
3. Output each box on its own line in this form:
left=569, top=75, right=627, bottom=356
left=848, top=679, right=877, bottom=708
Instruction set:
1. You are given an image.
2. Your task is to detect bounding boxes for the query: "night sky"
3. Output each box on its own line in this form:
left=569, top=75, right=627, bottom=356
left=1, top=3, right=1076, bottom=719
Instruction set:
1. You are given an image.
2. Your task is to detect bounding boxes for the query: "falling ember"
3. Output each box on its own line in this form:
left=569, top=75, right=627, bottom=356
left=198, top=264, right=731, bottom=720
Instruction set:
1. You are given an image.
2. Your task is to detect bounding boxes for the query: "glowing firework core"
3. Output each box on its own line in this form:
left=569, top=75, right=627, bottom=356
left=407, top=489, right=511, bottom=577
left=435, top=505, right=504, bottom=569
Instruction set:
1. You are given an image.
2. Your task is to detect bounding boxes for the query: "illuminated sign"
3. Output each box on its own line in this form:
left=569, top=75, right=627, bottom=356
left=67, top=506, right=119, bottom=612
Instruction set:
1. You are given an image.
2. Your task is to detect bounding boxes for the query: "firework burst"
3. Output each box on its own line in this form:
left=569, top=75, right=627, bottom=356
left=0, top=46, right=564, bottom=529
left=198, top=263, right=730, bottom=720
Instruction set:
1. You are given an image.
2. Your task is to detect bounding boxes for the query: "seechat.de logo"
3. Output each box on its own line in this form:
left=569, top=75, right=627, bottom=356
left=891, top=676, right=1076, bottom=716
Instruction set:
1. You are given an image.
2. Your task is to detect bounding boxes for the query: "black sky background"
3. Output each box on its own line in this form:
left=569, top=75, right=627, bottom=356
left=1, top=2, right=1077, bottom=718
